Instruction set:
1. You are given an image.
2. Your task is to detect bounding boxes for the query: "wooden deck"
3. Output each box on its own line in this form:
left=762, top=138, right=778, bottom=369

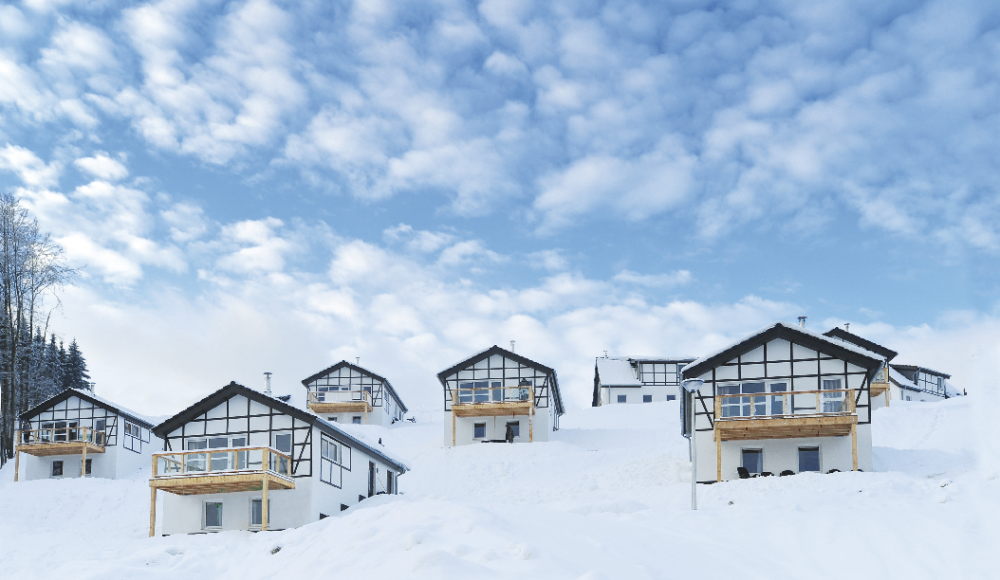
left=715, top=414, right=858, bottom=441
left=452, top=401, right=534, bottom=417
left=307, top=391, right=373, bottom=418
left=16, top=440, right=105, bottom=457
left=149, top=471, right=294, bottom=495
left=870, top=383, right=889, bottom=396
left=308, top=401, right=373, bottom=414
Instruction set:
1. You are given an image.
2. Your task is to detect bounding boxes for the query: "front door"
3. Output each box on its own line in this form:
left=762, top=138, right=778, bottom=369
left=368, top=461, right=375, bottom=497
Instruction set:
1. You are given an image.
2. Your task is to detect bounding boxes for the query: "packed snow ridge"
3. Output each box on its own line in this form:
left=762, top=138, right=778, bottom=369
left=2, top=397, right=997, bottom=580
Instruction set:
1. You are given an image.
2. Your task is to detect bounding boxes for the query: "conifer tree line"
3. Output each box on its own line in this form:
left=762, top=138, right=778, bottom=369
left=0, top=192, right=81, bottom=467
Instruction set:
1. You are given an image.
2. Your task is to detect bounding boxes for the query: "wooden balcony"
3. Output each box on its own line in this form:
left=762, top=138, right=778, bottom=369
left=449, top=385, right=535, bottom=417
left=307, top=390, right=373, bottom=416
left=870, top=382, right=889, bottom=397
left=713, top=389, right=857, bottom=442
left=16, top=427, right=106, bottom=457
left=149, top=446, right=293, bottom=535
left=149, top=446, right=294, bottom=495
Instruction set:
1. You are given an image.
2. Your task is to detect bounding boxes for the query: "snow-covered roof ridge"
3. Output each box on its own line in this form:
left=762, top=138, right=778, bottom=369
left=595, top=358, right=641, bottom=386
left=683, top=321, right=885, bottom=375
left=82, top=389, right=158, bottom=426
left=322, top=419, right=410, bottom=471
left=888, top=367, right=918, bottom=391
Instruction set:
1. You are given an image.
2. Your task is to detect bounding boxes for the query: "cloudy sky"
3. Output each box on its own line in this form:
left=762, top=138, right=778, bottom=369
left=0, top=0, right=997, bottom=414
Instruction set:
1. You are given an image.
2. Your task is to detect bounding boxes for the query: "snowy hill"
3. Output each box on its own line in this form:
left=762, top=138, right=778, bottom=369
left=1, top=397, right=997, bottom=579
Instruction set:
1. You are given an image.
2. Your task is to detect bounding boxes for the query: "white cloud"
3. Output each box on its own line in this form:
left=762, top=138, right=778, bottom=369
left=73, top=152, right=127, bottom=181
left=215, top=217, right=294, bottom=274
left=161, top=202, right=208, bottom=243
left=526, top=249, right=568, bottom=271
left=383, top=224, right=454, bottom=253
left=0, top=144, right=61, bottom=188
left=437, top=239, right=505, bottom=267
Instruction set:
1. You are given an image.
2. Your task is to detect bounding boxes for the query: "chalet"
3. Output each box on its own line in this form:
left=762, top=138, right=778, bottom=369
left=592, top=356, right=695, bottom=406
left=301, top=360, right=407, bottom=426
left=682, top=322, right=883, bottom=482
left=438, top=345, right=564, bottom=446
left=14, top=388, right=159, bottom=482
left=149, top=381, right=408, bottom=536
left=823, top=327, right=960, bottom=407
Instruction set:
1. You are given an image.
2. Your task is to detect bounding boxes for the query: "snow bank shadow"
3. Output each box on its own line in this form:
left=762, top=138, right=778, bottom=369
left=873, top=446, right=976, bottom=477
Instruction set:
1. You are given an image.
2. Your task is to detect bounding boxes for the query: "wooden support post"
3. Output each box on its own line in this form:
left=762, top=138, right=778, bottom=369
left=716, top=428, right=722, bottom=482
left=149, top=487, right=157, bottom=538
left=851, top=423, right=859, bottom=471
left=885, top=388, right=890, bottom=407
left=81, top=437, right=88, bottom=477
left=451, top=411, right=456, bottom=447
left=14, top=447, right=19, bottom=482
left=529, top=408, right=534, bottom=443
left=261, top=476, right=269, bottom=532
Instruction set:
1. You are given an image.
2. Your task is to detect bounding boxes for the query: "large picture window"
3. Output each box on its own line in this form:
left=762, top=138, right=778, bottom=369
left=741, top=449, right=762, bottom=475
left=320, top=436, right=345, bottom=487
left=821, top=379, right=844, bottom=413
left=204, top=502, right=223, bottom=530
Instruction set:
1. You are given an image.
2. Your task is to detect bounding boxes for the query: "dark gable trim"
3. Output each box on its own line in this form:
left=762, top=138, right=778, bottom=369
left=19, top=388, right=154, bottom=429
left=437, top=345, right=564, bottom=416
left=152, top=382, right=408, bottom=473
left=890, top=364, right=951, bottom=379
left=822, top=328, right=898, bottom=361
left=300, top=360, right=408, bottom=413
left=683, top=325, right=883, bottom=379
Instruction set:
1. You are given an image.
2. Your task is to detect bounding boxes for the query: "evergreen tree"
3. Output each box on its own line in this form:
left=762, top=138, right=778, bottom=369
left=64, top=339, right=91, bottom=391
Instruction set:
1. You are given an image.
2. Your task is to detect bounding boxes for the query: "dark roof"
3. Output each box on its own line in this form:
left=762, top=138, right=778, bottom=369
left=152, top=382, right=408, bottom=473
left=822, top=328, right=898, bottom=361
left=19, top=388, right=155, bottom=429
left=437, top=345, right=564, bottom=416
left=890, top=364, right=951, bottom=379
left=301, top=360, right=408, bottom=413
left=682, top=322, right=884, bottom=379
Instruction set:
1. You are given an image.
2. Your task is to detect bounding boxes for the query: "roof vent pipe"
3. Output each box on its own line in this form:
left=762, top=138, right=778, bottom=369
left=510, top=340, right=515, bottom=353
left=604, top=350, right=608, bottom=358
left=264, top=372, right=272, bottom=397
left=845, top=322, right=850, bottom=332
left=798, top=316, right=807, bottom=328
left=356, top=357, right=360, bottom=366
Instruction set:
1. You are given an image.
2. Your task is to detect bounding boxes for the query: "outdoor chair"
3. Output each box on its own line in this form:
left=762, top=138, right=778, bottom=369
left=780, top=470, right=795, bottom=476
left=760, top=472, right=773, bottom=477
left=737, top=467, right=752, bottom=479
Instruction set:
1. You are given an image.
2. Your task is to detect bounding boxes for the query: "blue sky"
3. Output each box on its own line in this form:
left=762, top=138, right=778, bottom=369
left=0, top=0, right=997, bottom=413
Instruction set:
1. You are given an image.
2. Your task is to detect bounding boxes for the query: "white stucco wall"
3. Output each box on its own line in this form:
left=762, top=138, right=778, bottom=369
left=602, top=385, right=679, bottom=405
left=444, top=409, right=551, bottom=446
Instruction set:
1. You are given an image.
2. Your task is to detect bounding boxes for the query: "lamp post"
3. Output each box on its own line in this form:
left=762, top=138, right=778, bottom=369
left=681, top=379, right=705, bottom=510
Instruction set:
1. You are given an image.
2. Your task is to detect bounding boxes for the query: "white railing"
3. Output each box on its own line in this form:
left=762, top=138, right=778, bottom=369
left=452, top=384, right=535, bottom=406
left=308, top=390, right=374, bottom=406
left=152, top=446, right=293, bottom=480
left=715, top=388, right=856, bottom=420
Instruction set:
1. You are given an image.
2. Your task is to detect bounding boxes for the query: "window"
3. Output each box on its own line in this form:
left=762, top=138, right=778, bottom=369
left=617, top=394, right=627, bottom=403
left=799, top=447, right=820, bottom=472
left=186, top=438, right=208, bottom=471
left=769, top=383, right=787, bottom=415
left=642, top=395, right=653, bottom=403
left=51, top=460, right=63, bottom=477
left=666, top=395, right=676, bottom=401
left=322, top=438, right=339, bottom=463
left=204, top=502, right=223, bottom=530
left=250, top=499, right=269, bottom=529
left=506, top=422, right=520, bottom=437
left=320, top=436, right=342, bottom=487
left=327, top=416, right=338, bottom=422
left=387, top=471, right=395, bottom=495
left=474, top=423, right=486, bottom=438
left=937, top=377, right=943, bottom=393
left=741, top=449, right=762, bottom=475
left=821, top=379, right=844, bottom=412
left=85, top=459, right=92, bottom=475
left=352, top=416, right=362, bottom=424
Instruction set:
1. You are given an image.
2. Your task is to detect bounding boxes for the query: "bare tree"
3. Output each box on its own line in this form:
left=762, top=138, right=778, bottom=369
left=0, top=192, right=75, bottom=466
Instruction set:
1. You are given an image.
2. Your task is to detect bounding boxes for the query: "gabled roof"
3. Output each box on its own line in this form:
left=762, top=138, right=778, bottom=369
left=822, top=328, right=898, bottom=361
left=437, top=345, right=564, bottom=416
left=19, top=388, right=155, bottom=429
left=301, top=360, right=408, bottom=413
left=682, top=321, right=884, bottom=379
left=890, top=364, right=951, bottom=379
left=152, top=382, right=408, bottom=473
left=888, top=367, right=919, bottom=391
left=595, top=358, right=640, bottom=386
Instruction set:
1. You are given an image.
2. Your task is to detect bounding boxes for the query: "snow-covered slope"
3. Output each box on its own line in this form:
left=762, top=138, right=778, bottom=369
left=1, top=397, right=996, bottom=579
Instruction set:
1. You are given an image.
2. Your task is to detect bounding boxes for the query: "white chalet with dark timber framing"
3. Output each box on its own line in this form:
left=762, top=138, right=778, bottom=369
left=682, top=322, right=883, bottom=482
left=149, top=382, right=408, bottom=536
left=823, top=327, right=962, bottom=408
left=14, top=388, right=159, bottom=482
left=438, top=345, right=565, bottom=446
left=592, top=356, right=695, bottom=406
left=301, top=361, right=407, bottom=426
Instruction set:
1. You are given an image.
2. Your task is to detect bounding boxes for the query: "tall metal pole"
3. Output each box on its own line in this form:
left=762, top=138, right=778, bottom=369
left=681, top=379, right=704, bottom=511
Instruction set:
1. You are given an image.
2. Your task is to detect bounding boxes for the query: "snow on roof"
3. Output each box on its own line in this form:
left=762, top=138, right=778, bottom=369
left=623, top=355, right=697, bottom=362
left=83, top=389, right=158, bottom=426
left=324, top=419, right=411, bottom=472
left=889, top=367, right=919, bottom=391
left=944, top=380, right=963, bottom=398
left=683, top=321, right=885, bottom=373
left=596, top=358, right=640, bottom=386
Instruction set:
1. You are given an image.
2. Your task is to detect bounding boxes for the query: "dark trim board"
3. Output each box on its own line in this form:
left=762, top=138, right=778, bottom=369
left=822, top=328, right=898, bottom=362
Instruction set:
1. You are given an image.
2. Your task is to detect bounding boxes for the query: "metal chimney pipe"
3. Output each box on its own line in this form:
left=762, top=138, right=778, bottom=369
left=356, top=357, right=360, bottom=366
left=264, top=372, right=272, bottom=397
left=798, top=316, right=807, bottom=328
left=510, top=340, right=515, bottom=353
left=845, top=322, right=850, bottom=332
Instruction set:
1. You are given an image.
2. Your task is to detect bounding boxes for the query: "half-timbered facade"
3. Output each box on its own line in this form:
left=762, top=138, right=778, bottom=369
left=889, top=365, right=956, bottom=402
left=149, top=382, right=408, bottom=536
left=438, top=346, right=565, bottom=446
left=15, top=388, right=159, bottom=482
left=301, top=361, right=407, bottom=426
left=823, top=327, right=896, bottom=410
left=592, top=356, right=694, bottom=406
left=682, top=322, right=883, bottom=482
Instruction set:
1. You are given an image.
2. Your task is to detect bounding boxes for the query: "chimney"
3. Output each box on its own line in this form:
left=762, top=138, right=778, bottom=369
left=798, top=316, right=807, bottom=328
left=845, top=322, right=850, bottom=332
left=603, top=350, right=608, bottom=358
left=510, top=340, right=515, bottom=353
left=356, top=357, right=360, bottom=366
left=264, top=372, right=272, bottom=397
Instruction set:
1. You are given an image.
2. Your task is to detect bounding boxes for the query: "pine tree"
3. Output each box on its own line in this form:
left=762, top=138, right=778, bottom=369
left=64, top=339, right=91, bottom=391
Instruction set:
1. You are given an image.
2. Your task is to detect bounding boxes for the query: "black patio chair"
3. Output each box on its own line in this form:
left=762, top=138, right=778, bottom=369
left=827, top=469, right=840, bottom=474
left=780, top=470, right=795, bottom=476
left=760, top=472, right=773, bottom=477
left=737, top=467, right=752, bottom=479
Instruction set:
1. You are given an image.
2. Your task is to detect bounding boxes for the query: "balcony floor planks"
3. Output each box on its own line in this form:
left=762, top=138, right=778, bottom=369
left=17, top=441, right=106, bottom=457
left=308, top=401, right=372, bottom=414
left=716, top=414, right=857, bottom=441
left=150, top=472, right=294, bottom=495
left=452, top=401, right=533, bottom=417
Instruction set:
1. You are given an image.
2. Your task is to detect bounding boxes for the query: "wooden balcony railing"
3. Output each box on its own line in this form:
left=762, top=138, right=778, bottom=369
left=714, top=388, right=856, bottom=421
left=451, top=385, right=535, bottom=406
left=308, top=389, right=373, bottom=406
left=17, top=426, right=106, bottom=447
left=152, top=446, right=293, bottom=481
